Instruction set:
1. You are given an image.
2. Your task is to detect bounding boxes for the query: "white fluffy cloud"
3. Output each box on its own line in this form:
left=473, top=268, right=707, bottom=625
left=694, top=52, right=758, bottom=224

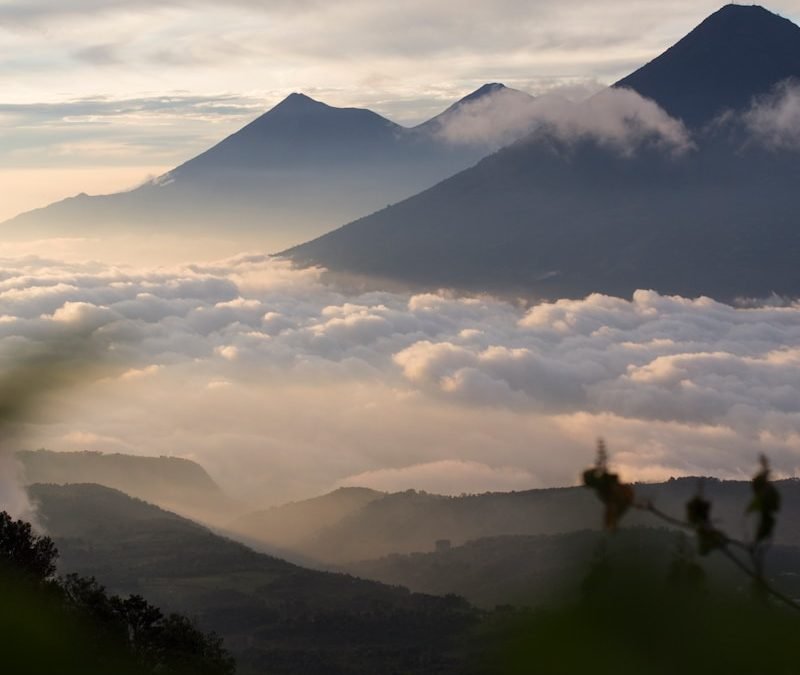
left=0, top=255, right=799, bottom=506
left=744, top=79, right=800, bottom=150
left=436, top=85, right=693, bottom=154
left=337, top=460, right=540, bottom=495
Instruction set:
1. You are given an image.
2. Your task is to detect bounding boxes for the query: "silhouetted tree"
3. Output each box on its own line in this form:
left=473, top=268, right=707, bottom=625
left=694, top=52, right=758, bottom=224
left=0, top=511, right=57, bottom=580
left=0, top=510, right=236, bottom=675
left=583, top=442, right=798, bottom=611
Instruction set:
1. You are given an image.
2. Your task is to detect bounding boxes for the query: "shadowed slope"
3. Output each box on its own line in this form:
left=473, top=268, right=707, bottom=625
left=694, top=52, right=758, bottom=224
left=1, top=86, right=530, bottom=252
left=616, top=4, right=800, bottom=127
left=18, top=449, right=241, bottom=525
left=285, top=6, right=800, bottom=301
left=29, top=483, right=477, bottom=675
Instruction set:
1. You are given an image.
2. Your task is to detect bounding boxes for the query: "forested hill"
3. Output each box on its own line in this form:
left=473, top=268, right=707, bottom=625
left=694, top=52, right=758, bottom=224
left=29, top=483, right=478, bottom=675
left=235, top=478, right=800, bottom=564
left=18, top=449, right=240, bottom=524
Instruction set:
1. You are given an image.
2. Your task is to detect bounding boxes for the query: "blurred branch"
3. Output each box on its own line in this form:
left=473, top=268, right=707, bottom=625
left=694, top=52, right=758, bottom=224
left=640, top=500, right=800, bottom=612
left=583, top=441, right=800, bottom=613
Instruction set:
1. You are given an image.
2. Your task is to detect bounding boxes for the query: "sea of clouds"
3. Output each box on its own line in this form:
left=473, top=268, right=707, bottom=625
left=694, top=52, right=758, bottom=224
left=0, top=253, right=798, bottom=510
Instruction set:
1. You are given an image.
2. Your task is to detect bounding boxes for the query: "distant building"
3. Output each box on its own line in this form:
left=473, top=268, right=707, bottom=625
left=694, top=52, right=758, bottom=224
left=435, top=539, right=451, bottom=553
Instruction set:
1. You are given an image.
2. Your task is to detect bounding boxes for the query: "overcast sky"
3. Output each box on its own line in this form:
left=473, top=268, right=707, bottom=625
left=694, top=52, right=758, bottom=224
left=1, top=1, right=800, bottom=219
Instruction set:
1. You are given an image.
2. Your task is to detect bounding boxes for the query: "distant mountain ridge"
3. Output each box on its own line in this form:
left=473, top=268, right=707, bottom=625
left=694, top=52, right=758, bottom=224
left=1, top=84, right=534, bottom=252
left=233, top=477, right=800, bottom=564
left=286, top=5, right=800, bottom=301
left=229, top=487, right=385, bottom=551
left=18, top=449, right=240, bottom=524
left=175, top=93, right=405, bottom=171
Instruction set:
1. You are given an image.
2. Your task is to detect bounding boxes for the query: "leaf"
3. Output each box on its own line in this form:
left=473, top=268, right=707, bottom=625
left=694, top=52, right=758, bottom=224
left=686, top=495, right=711, bottom=528
left=582, top=440, right=634, bottom=530
left=748, top=454, right=781, bottom=544
left=686, top=493, right=723, bottom=555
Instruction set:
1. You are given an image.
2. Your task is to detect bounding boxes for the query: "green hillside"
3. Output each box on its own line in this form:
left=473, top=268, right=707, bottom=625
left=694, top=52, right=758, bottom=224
left=29, top=483, right=477, bottom=675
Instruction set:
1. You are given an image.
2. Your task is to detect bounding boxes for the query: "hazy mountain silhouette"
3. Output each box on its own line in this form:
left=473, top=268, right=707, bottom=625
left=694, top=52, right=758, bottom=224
left=18, top=449, right=241, bottom=525
left=229, top=487, right=385, bottom=551
left=1, top=85, right=532, bottom=251
left=414, top=83, right=535, bottom=138
left=616, top=4, right=800, bottom=127
left=286, top=5, right=800, bottom=301
left=258, top=478, right=800, bottom=564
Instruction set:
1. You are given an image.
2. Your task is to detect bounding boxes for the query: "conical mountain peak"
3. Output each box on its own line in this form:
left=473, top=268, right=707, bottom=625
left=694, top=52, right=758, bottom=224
left=285, top=7, right=800, bottom=302
left=616, top=4, right=800, bottom=126
left=417, top=82, right=534, bottom=133
left=458, top=82, right=509, bottom=104
left=269, top=92, right=331, bottom=113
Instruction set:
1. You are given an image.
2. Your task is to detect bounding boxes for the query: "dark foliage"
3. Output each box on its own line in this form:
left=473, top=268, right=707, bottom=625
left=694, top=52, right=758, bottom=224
left=583, top=442, right=799, bottom=611
left=29, top=483, right=483, bottom=674
left=0, top=510, right=235, bottom=675
left=469, top=559, right=800, bottom=675
left=0, top=511, right=57, bottom=580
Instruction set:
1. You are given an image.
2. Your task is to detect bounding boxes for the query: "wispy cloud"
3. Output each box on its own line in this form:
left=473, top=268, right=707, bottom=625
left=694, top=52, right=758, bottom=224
left=434, top=84, right=693, bottom=154
left=0, top=93, right=265, bottom=170
left=743, top=79, right=800, bottom=150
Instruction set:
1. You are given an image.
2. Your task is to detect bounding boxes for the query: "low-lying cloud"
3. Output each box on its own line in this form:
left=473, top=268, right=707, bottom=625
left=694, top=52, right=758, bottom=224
left=744, top=79, right=800, bottom=150
left=337, top=460, right=540, bottom=495
left=434, top=85, right=694, bottom=154
left=0, top=254, right=798, bottom=505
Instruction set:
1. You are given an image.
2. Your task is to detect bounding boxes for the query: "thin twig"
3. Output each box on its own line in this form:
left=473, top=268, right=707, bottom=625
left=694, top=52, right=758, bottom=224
left=717, top=546, right=800, bottom=613
left=635, top=500, right=800, bottom=612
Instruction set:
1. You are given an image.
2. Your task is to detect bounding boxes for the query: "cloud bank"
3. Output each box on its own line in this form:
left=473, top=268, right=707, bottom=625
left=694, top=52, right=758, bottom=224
left=436, top=85, right=693, bottom=154
left=744, top=79, right=800, bottom=150
left=0, top=255, right=798, bottom=506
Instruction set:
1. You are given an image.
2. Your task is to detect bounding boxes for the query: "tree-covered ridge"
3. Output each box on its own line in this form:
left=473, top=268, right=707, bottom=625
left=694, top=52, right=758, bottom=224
left=0, top=511, right=235, bottom=675
left=29, top=483, right=480, bottom=675
left=18, top=470, right=800, bottom=675
left=17, top=449, right=240, bottom=524
left=250, top=478, right=800, bottom=565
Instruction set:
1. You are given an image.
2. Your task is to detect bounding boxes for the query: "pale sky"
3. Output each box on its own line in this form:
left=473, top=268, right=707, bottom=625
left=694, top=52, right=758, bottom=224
left=1, top=0, right=800, bottom=220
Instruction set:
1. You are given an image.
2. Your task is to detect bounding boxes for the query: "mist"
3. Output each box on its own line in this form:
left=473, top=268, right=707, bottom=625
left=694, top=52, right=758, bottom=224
left=434, top=84, right=693, bottom=154
left=0, top=253, right=797, bottom=509
left=0, top=344, right=112, bottom=521
left=744, top=78, right=800, bottom=149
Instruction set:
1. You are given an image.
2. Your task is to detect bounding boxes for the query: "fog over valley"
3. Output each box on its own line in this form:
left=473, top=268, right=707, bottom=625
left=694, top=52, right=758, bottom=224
left=0, top=254, right=798, bottom=511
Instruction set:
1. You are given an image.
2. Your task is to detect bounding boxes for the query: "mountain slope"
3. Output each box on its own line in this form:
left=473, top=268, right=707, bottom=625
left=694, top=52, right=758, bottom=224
left=347, top=528, right=800, bottom=608
left=29, top=483, right=477, bottom=675
left=286, top=6, right=800, bottom=301
left=1, top=85, right=530, bottom=253
left=616, top=4, right=800, bottom=127
left=18, top=449, right=240, bottom=524
left=228, top=487, right=385, bottom=551
left=178, top=93, right=405, bottom=170
left=285, top=129, right=800, bottom=300
left=414, top=83, right=537, bottom=147
left=287, top=478, right=800, bottom=564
